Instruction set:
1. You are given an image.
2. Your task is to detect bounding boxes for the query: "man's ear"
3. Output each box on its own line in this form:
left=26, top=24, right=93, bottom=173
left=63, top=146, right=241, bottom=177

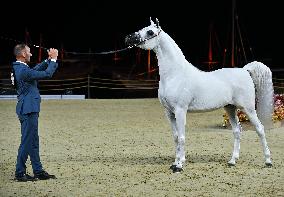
left=22, top=51, right=26, bottom=58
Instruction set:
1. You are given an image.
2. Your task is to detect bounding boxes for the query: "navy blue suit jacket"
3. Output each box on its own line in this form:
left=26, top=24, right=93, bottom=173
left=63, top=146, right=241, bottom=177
left=13, top=60, right=58, bottom=115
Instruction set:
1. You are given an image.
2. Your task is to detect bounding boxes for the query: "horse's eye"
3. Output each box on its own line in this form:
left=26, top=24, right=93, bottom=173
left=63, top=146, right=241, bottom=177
left=147, top=30, right=154, bottom=36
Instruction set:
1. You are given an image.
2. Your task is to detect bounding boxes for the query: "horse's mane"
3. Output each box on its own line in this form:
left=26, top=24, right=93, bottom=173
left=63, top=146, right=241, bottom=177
left=161, top=31, right=187, bottom=62
left=160, top=30, right=201, bottom=72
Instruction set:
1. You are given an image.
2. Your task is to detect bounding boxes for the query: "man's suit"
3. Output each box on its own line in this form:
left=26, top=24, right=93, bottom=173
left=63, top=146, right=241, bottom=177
left=13, top=59, right=58, bottom=176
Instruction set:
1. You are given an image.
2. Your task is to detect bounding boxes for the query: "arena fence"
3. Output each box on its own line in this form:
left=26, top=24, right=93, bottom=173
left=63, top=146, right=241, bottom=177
left=0, top=75, right=159, bottom=99
left=0, top=75, right=283, bottom=99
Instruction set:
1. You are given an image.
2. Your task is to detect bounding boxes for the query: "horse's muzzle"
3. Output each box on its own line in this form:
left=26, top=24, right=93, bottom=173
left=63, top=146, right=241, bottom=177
left=125, top=33, right=142, bottom=47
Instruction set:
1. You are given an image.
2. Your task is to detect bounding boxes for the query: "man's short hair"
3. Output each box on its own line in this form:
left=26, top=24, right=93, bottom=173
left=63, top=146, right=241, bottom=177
left=14, top=44, right=27, bottom=56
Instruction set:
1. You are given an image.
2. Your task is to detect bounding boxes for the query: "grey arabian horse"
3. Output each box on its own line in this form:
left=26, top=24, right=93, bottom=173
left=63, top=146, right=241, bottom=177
left=125, top=18, right=274, bottom=173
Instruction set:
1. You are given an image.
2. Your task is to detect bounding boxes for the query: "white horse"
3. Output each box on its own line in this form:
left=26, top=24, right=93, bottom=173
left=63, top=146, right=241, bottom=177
left=125, top=18, right=274, bottom=173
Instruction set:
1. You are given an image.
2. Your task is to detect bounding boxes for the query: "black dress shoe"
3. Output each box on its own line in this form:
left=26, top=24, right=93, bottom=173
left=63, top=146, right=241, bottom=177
left=14, top=173, right=37, bottom=182
left=34, top=170, right=57, bottom=180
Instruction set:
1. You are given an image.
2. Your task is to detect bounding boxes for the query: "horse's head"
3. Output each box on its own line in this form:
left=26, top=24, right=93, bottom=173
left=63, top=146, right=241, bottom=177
left=125, top=17, right=161, bottom=50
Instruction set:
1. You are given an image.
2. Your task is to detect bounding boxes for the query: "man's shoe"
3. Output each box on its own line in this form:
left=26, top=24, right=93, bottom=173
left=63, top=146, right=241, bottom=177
left=14, top=173, right=37, bottom=182
left=34, top=170, right=57, bottom=180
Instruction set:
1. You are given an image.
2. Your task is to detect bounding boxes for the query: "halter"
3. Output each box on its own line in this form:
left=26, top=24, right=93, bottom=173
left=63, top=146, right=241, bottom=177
left=129, top=29, right=162, bottom=48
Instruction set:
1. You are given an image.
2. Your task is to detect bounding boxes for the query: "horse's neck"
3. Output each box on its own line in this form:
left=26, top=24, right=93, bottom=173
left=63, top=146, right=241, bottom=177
left=154, top=32, right=185, bottom=61
left=154, top=31, right=197, bottom=79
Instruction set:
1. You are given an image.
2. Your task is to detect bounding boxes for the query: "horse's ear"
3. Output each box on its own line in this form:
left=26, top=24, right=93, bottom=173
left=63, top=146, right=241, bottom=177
left=150, top=17, right=155, bottom=26
left=155, top=18, right=160, bottom=28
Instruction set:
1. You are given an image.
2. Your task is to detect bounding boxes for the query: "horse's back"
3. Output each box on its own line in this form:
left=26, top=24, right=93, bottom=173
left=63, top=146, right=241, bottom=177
left=186, top=67, right=255, bottom=111
left=211, top=67, right=252, bottom=85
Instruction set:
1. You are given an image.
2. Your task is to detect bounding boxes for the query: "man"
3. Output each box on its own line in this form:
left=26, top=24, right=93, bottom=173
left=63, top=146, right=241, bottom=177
left=12, top=44, right=59, bottom=181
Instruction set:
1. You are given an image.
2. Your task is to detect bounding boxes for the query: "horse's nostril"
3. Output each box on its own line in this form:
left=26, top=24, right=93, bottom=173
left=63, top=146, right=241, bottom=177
left=125, top=33, right=141, bottom=46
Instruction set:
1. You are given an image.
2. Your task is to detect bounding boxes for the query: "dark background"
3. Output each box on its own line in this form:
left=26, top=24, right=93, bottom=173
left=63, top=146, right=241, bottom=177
left=0, top=1, right=279, bottom=66
left=0, top=1, right=281, bottom=98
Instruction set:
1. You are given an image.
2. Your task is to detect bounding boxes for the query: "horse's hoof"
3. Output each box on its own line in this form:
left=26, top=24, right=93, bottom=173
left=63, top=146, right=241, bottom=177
left=173, top=167, right=183, bottom=173
left=265, top=163, right=273, bottom=168
left=169, top=165, right=177, bottom=170
left=172, top=166, right=183, bottom=173
left=227, top=162, right=235, bottom=167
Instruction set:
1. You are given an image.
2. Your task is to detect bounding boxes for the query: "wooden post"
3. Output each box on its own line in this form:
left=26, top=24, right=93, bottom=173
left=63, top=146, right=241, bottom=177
left=38, top=34, right=42, bottom=63
left=231, top=0, right=236, bottom=67
left=87, top=74, right=90, bottom=99
left=208, top=23, right=213, bottom=70
left=147, top=49, right=151, bottom=79
left=25, top=28, right=29, bottom=45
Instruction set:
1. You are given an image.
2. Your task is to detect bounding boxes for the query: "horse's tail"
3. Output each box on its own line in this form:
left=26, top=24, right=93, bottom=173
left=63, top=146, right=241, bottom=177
left=243, top=61, right=274, bottom=128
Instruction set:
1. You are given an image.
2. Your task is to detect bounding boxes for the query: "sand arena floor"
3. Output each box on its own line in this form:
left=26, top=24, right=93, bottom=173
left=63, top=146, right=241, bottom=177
left=0, top=99, right=283, bottom=197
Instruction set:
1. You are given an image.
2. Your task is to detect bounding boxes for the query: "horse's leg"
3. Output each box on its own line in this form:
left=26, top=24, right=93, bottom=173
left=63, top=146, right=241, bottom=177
left=169, top=107, right=187, bottom=172
left=243, top=108, right=272, bottom=167
left=224, top=105, right=242, bottom=166
left=164, top=109, right=179, bottom=168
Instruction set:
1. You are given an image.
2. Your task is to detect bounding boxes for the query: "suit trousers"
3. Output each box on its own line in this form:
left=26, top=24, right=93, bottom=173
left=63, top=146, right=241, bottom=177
left=15, top=112, right=43, bottom=175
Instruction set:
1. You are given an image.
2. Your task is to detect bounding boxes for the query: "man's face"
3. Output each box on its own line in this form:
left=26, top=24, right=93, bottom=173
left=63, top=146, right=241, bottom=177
left=23, top=46, right=32, bottom=63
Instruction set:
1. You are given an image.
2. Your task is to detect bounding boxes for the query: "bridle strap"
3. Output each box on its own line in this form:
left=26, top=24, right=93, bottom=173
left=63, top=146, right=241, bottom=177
left=130, top=29, right=162, bottom=48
